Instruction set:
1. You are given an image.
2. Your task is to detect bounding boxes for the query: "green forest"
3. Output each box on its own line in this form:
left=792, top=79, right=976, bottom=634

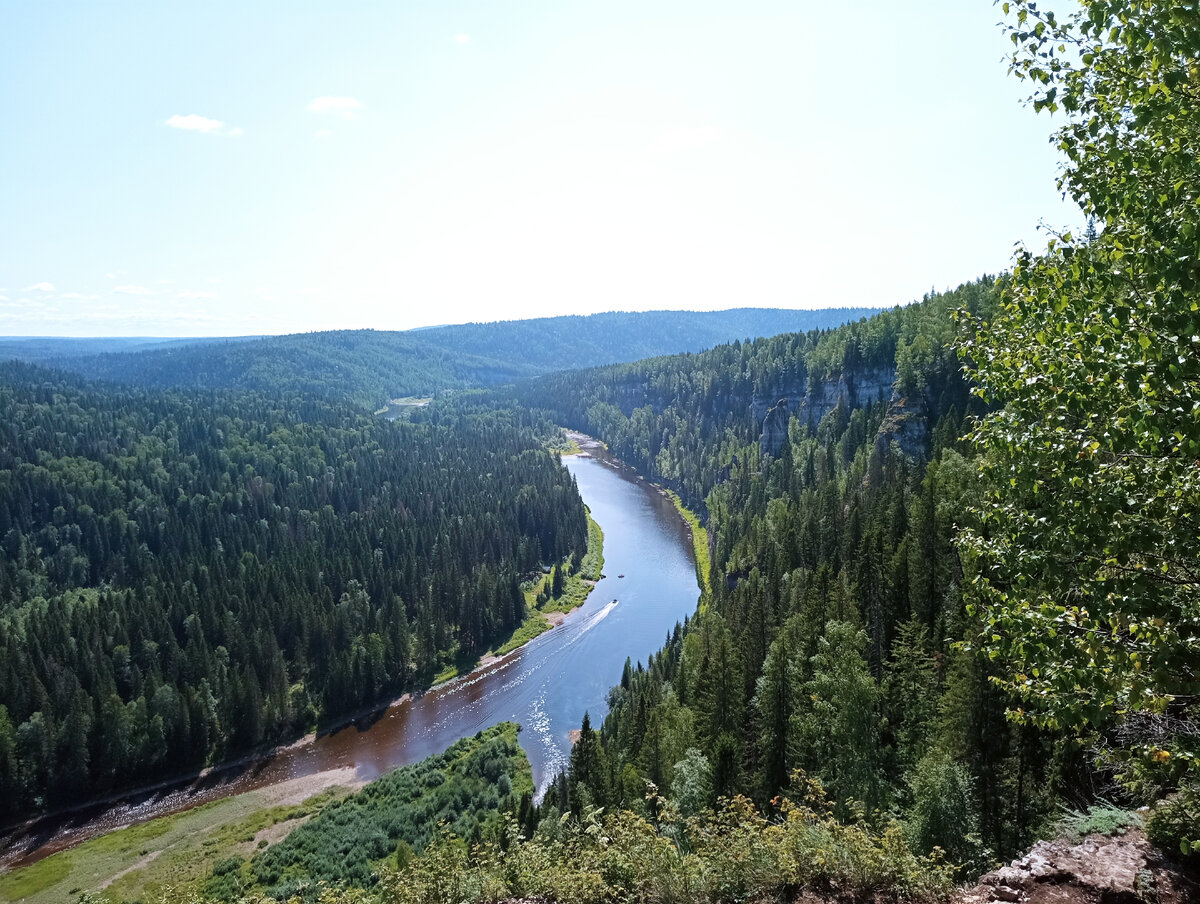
left=0, top=364, right=586, bottom=817
left=1, top=2, right=1198, bottom=902
left=1, top=308, right=876, bottom=410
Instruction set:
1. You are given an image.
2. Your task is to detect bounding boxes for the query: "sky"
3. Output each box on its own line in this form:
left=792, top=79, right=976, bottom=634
left=0, top=1, right=1080, bottom=337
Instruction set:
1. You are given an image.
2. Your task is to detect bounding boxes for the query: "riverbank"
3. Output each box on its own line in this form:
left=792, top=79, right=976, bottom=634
left=1, top=430, right=695, bottom=885
left=568, top=431, right=708, bottom=601
left=0, top=777, right=355, bottom=904
left=434, top=503, right=605, bottom=684
left=661, top=488, right=711, bottom=599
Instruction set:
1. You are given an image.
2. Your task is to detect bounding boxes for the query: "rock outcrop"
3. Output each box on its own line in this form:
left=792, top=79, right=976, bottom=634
left=750, top=381, right=805, bottom=424
left=756, top=365, right=897, bottom=458
left=797, top=365, right=895, bottom=428
left=958, top=830, right=1199, bottom=904
left=875, top=392, right=930, bottom=460
left=760, top=398, right=791, bottom=457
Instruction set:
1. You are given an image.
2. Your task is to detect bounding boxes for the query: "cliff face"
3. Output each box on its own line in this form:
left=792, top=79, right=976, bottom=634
left=760, top=399, right=792, bottom=457
left=750, top=381, right=805, bottom=424
left=798, top=365, right=895, bottom=428
left=875, top=391, right=931, bottom=460
left=757, top=365, right=897, bottom=458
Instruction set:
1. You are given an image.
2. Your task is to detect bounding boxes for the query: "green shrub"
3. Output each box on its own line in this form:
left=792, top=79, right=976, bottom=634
left=1055, top=800, right=1141, bottom=842
left=372, top=776, right=954, bottom=904
left=1146, top=784, right=1200, bottom=860
left=906, top=751, right=986, bottom=875
left=249, top=723, right=531, bottom=895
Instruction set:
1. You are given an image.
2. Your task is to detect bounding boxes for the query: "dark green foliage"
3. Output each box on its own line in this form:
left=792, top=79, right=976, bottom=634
left=906, top=751, right=983, bottom=871
left=525, top=281, right=1080, bottom=860
left=1146, top=784, right=1200, bottom=860
left=250, top=723, right=531, bottom=894
left=506, top=283, right=989, bottom=509
left=0, top=364, right=584, bottom=818
left=960, top=0, right=1200, bottom=805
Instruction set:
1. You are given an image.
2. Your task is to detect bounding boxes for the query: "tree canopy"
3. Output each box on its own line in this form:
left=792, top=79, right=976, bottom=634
left=960, top=0, right=1200, bottom=806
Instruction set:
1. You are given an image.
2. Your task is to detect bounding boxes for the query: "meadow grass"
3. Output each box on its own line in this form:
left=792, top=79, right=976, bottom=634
left=0, top=789, right=349, bottom=904
left=492, top=613, right=554, bottom=656
left=663, top=489, right=711, bottom=598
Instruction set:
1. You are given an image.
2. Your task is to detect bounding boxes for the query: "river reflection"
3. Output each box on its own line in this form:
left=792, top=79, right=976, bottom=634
left=1, top=439, right=701, bottom=868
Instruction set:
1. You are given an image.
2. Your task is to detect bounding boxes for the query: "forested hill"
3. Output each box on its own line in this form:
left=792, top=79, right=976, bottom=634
left=0, top=362, right=586, bottom=820
left=23, top=331, right=538, bottom=408
left=506, top=285, right=988, bottom=509
left=488, top=279, right=1070, bottom=863
left=9, top=307, right=878, bottom=407
left=0, top=336, right=246, bottom=365
left=412, top=307, right=879, bottom=372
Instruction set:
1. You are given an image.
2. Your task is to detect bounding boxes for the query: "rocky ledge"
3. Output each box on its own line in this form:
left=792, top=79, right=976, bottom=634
left=958, top=830, right=1198, bottom=904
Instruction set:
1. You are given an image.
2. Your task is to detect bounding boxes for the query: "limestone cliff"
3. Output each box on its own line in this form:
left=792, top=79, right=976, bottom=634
left=760, top=398, right=792, bottom=457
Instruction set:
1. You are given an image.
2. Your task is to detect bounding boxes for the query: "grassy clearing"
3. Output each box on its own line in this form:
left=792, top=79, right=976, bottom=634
left=492, top=613, right=554, bottom=656
left=579, top=507, right=604, bottom=580
left=0, top=851, right=74, bottom=901
left=0, top=787, right=349, bottom=904
left=431, top=662, right=462, bottom=685
left=663, top=489, right=711, bottom=598
left=375, top=397, right=433, bottom=418
left=545, top=428, right=583, bottom=456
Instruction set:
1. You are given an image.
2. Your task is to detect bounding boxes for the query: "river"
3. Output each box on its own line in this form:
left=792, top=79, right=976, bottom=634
left=0, top=437, right=701, bottom=869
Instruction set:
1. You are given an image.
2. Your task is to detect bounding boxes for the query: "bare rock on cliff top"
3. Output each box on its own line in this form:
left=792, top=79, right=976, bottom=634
left=958, top=830, right=1199, bottom=904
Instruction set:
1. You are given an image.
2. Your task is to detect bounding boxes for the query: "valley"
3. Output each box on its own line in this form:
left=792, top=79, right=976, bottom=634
left=0, top=437, right=702, bottom=898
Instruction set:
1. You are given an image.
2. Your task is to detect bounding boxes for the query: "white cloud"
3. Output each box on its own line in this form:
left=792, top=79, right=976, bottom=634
left=113, top=284, right=155, bottom=296
left=205, top=277, right=221, bottom=284
left=453, top=33, right=471, bottom=43
left=59, top=292, right=100, bottom=300
left=25, top=281, right=55, bottom=292
left=165, top=114, right=242, bottom=136
left=177, top=290, right=218, bottom=299
left=315, top=129, right=333, bottom=138
left=166, top=113, right=225, bottom=133
left=307, top=96, right=364, bottom=118
left=0, top=295, right=8, bottom=302
left=105, top=273, right=116, bottom=279
left=157, top=279, right=175, bottom=285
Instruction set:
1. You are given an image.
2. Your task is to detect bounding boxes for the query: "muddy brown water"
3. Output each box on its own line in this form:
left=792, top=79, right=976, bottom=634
left=0, top=440, right=701, bottom=871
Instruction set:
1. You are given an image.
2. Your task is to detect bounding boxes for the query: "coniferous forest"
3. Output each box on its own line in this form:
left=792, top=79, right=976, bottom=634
left=1, top=2, right=1199, bottom=901
left=0, top=362, right=585, bottom=818
left=508, top=279, right=1050, bottom=866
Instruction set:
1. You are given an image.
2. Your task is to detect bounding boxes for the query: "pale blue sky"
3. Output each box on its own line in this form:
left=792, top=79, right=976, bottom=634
left=0, top=1, right=1077, bottom=336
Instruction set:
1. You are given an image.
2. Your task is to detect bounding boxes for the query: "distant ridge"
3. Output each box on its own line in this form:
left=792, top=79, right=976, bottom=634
left=2, top=306, right=880, bottom=405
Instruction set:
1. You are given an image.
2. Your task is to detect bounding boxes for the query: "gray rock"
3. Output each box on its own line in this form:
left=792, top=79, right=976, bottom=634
left=760, top=398, right=791, bottom=457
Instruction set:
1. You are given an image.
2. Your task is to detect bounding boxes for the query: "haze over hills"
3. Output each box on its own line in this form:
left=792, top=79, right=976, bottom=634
left=411, top=307, right=880, bottom=370
left=0, top=335, right=251, bottom=365
left=0, top=307, right=880, bottom=406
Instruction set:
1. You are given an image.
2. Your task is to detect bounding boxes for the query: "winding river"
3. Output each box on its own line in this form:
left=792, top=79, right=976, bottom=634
left=1, top=437, right=701, bottom=870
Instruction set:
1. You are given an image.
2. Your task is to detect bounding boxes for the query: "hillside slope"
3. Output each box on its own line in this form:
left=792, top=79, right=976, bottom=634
left=7, top=307, right=879, bottom=406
